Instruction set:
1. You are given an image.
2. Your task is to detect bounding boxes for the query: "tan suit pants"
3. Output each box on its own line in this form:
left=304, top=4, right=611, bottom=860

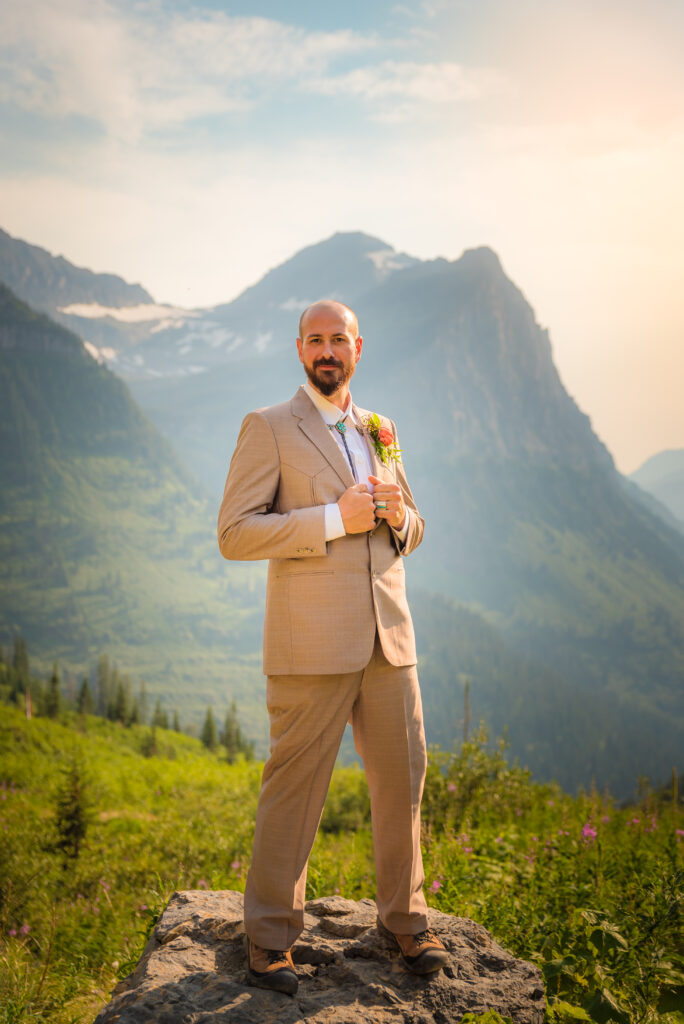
left=244, top=633, right=429, bottom=950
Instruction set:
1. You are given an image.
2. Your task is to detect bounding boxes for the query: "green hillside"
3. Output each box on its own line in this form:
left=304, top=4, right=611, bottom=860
left=0, top=705, right=681, bottom=1023
left=0, top=283, right=265, bottom=733
left=414, top=592, right=684, bottom=797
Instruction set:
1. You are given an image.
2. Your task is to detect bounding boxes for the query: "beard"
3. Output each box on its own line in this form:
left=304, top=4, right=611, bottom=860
left=305, top=358, right=354, bottom=397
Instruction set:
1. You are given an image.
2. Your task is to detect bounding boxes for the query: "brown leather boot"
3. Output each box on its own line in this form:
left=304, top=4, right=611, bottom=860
left=378, top=920, right=449, bottom=975
left=245, top=936, right=298, bottom=995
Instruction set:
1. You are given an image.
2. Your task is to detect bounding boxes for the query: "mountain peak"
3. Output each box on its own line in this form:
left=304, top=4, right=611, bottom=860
left=457, top=245, right=504, bottom=275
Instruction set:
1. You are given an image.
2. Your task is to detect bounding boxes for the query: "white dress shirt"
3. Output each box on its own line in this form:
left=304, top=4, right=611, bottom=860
left=302, top=382, right=408, bottom=542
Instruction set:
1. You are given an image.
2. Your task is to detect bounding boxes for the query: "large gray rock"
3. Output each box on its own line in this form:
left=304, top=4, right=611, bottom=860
left=95, top=890, right=546, bottom=1023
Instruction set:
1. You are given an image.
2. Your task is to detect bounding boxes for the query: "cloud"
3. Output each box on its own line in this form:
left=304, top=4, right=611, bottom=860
left=308, top=60, right=504, bottom=121
left=0, top=0, right=372, bottom=141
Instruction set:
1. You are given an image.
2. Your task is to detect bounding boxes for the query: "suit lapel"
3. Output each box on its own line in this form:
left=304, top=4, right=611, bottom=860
left=291, top=388, right=355, bottom=488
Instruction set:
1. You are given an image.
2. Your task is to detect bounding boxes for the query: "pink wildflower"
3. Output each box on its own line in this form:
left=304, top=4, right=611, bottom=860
left=447, top=782, right=457, bottom=793
left=494, top=836, right=503, bottom=844
left=581, top=823, right=597, bottom=842
left=8, top=928, right=16, bottom=937
left=601, top=816, right=610, bottom=824
left=19, top=924, right=30, bottom=935
left=197, top=879, right=208, bottom=889
left=230, top=860, right=240, bottom=871
left=429, top=880, right=442, bottom=893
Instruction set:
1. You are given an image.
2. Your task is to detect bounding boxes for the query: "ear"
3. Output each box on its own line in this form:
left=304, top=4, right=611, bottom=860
left=355, top=335, right=363, bottom=361
left=296, top=337, right=304, bottom=363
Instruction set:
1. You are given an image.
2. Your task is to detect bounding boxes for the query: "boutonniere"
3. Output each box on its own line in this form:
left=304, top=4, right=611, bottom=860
left=362, top=413, right=402, bottom=466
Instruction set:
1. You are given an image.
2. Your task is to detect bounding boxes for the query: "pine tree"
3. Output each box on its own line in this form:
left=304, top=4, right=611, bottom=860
left=113, top=679, right=129, bottom=724
left=172, top=708, right=181, bottom=732
left=138, top=680, right=149, bottom=725
left=141, top=726, right=158, bottom=757
left=152, top=698, right=169, bottom=730
left=54, top=756, right=91, bottom=862
left=77, top=676, right=94, bottom=715
left=12, top=634, right=29, bottom=683
left=45, top=663, right=61, bottom=719
left=201, top=707, right=218, bottom=750
left=222, top=701, right=254, bottom=763
left=129, top=698, right=140, bottom=725
left=96, top=654, right=111, bottom=716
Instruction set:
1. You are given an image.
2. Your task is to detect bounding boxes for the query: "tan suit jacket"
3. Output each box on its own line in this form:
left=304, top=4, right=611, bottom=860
left=217, top=387, right=424, bottom=675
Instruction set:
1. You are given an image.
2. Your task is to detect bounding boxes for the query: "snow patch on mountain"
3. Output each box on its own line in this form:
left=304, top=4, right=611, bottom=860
left=59, top=302, right=194, bottom=324
left=366, top=249, right=415, bottom=277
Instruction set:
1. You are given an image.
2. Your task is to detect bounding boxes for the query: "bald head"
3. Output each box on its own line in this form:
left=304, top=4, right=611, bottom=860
left=298, top=300, right=359, bottom=341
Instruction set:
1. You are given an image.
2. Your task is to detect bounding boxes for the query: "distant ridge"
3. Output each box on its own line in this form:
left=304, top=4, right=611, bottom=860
left=0, top=227, right=152, bottom=314
left=630, top=448, right=684, bottom=524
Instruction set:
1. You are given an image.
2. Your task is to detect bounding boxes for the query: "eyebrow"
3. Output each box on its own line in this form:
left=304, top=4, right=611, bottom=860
left=305, top=332, right=348, bottom=340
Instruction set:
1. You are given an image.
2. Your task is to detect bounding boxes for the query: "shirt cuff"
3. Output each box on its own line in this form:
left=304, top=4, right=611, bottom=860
left=393, top=511, right=409, bottom=543
left=324, top=502, right=346, bottom=541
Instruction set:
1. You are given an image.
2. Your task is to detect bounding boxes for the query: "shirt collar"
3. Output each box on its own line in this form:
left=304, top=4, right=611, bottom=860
left=302, top=381, right=359, bottom=427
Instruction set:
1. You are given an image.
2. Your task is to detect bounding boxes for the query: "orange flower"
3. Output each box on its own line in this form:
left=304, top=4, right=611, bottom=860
left=378, top=428, right=394, bottom=447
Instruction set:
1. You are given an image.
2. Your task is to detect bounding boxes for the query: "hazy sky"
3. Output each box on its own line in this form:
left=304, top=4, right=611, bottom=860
left=1, top=0, right=682, bottom=473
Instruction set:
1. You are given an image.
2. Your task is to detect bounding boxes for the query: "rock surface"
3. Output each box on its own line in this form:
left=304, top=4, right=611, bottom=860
left=94, top=890, right=546, bottom=1023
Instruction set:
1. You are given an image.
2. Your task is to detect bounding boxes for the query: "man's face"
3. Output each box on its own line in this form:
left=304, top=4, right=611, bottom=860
left=297, top=305, right=362, bottom=398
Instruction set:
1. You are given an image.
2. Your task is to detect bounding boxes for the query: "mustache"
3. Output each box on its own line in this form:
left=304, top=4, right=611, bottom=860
left=314, top=357, right=343, bottom=369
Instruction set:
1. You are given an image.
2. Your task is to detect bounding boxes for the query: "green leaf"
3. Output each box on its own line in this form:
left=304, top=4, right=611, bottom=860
left=584, top=987, right=630, bottom=1024
left=657, top=985, right=684, bottom=1014
left=548, top=1001, right=593, bottom=1022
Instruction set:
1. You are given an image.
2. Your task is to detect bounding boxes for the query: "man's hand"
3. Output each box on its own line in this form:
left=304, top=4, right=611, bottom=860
left=338, top=483, right=376, bottom=534
left=368, top=475, right=406, bottom=531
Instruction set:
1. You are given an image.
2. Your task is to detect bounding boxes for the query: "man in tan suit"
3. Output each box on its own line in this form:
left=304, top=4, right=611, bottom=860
left=217, top=300, right=446, bottom=994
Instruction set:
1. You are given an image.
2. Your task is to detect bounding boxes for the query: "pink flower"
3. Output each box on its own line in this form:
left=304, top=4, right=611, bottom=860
left=8, top=928, right=16, bottom=937
left=581, top=823, right=597, bottom=842
left=546, top=800, right=555, bottom=807
left=197, top=878, right=208, bottom=889
left=494, top=836, right=503, bottom=844
left=19, top=924, right=30, bottom=935
left=230, top=860, right=240, bottom=871
left=601, top=816, right=610, bottom=824
left=429, top=879, right=441, bottom=893
left=447, top=782, right=457, bottom=793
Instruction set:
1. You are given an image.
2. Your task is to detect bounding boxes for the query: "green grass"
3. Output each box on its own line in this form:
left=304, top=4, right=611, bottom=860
left=0, top=708, right=682, bottom=1023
